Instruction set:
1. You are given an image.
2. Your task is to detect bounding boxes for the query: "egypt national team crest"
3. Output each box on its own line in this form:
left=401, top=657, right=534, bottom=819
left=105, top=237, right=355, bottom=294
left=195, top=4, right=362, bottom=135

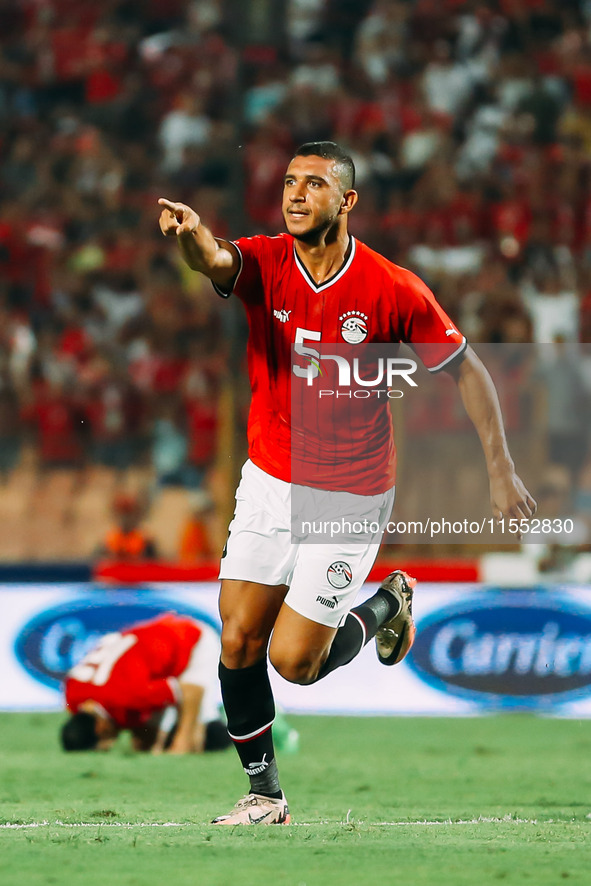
left=327, top=561, right=353, bottom=589
left=340, top=311, right=368, bottom=344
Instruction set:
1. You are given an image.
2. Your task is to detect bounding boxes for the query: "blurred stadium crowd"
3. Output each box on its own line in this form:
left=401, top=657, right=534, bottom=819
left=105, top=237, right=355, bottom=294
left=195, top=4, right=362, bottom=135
left=1, top=0, right=591, bottom=557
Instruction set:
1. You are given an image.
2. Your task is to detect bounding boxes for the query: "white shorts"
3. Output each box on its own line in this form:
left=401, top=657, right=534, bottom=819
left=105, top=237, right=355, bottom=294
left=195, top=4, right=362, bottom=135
left=219, top=460, right=395, bottom=628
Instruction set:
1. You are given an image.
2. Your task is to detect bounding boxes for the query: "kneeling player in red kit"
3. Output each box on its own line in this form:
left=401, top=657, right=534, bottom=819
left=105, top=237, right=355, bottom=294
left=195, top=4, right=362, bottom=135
left=61, top=613, right=229, bottom=754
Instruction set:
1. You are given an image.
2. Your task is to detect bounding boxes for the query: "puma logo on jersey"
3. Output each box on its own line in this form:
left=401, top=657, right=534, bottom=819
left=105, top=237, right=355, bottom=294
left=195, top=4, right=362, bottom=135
left=446, top=325, right=459, bottom=337
left=274, top=309, right=292, bottom=323
left=316, top=594, right=338, bottom=609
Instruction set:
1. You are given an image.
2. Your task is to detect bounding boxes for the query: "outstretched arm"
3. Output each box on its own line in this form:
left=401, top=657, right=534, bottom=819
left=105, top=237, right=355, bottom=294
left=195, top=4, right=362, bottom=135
left=445, top=346, right=537, bottom=522
left=158, top=198, right=240, bottom=290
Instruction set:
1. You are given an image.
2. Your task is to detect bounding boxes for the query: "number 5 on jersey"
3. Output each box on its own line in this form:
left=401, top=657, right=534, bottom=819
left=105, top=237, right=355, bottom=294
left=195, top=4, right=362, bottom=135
left=293, top=327, right=321, bottom=380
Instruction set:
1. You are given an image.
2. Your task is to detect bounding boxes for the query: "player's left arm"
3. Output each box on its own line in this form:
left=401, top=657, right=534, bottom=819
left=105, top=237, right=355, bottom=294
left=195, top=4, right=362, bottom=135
left=126, top=677, right=203, bottom=753
left=166, top=682, right=205, bottom=754
left=445, top=346, right=537, bottom=522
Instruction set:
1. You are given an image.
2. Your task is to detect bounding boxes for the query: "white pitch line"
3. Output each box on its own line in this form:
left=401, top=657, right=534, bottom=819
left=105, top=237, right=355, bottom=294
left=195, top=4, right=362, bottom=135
left=0, top=821, right=187, bottom=830
left=1, top=816, right=587, bottom=831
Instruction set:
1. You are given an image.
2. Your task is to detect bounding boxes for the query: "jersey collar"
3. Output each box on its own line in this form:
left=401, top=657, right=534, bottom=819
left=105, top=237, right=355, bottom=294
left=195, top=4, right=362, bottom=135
left=292, top=236, right=356, bottom=293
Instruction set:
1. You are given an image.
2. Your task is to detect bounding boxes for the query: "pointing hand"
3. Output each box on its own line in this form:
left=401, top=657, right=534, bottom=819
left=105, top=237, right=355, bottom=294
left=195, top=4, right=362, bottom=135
left=157, top=198, right=200, bottom=237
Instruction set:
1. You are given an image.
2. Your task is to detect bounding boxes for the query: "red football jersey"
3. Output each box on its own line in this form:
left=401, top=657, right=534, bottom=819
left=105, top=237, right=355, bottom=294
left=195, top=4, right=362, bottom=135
left=217, top=234, right=466, bottom=494
left=64, top=614, right=202, bottom=730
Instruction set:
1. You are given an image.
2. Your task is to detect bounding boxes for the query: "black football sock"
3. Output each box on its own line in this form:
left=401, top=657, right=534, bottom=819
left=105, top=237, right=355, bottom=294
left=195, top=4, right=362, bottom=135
left=313, top=588, right=401, bottom=681
left=219, top=659, right=282, bottom=798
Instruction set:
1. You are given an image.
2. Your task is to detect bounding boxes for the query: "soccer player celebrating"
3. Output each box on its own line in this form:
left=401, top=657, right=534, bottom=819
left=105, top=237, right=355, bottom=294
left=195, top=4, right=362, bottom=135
left=61, top=613, right=229, bottom=754
left=158, top=142, right=536, bottom=825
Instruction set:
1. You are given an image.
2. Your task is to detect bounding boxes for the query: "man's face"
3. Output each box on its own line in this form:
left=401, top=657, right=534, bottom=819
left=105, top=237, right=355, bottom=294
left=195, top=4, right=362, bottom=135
left=282, top=155, right=348, bottom=243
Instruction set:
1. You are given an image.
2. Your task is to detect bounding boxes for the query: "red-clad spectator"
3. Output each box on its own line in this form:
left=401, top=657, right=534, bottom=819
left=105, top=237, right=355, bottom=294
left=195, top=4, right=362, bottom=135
left=0, top=209, right=34, bottom=291
left=48, top=23, right=94, bottom=85
left=56, top=319, right=93, bottom=369
left=83, top=27, right=129, bottom=105
left=103, top=231, right=144, bottom=274
left=491, top=192, right=533, bottom=253
left=23, top=378, right=86, bottom=468
left=25, top=204, right=66, bottom=308
left=185, top=394, right=218, bottom=476
left=244, top=125, right=292, bottom=230
left=571, top=54, right=591, bottom=109
left=83, top=368, right=146, bottom=472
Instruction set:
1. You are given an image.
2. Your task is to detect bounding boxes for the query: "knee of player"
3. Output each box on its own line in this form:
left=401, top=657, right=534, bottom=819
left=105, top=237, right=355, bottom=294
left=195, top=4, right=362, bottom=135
left=269, top=649, right=320, bottom=685
left=220, top=622, right=267, bottom=668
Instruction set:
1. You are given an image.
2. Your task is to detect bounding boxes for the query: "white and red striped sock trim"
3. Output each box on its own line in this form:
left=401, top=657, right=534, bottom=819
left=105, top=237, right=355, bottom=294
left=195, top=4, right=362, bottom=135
left=228, top=719, right=274, bottom=743
left=349, top=610, right=368, bottom=647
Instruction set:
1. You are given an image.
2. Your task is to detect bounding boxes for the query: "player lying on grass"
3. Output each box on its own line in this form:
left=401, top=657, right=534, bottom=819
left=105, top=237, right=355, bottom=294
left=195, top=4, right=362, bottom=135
left=158, top=141, right=536, bottom=825
left=61, top=613, right=230, bottom=754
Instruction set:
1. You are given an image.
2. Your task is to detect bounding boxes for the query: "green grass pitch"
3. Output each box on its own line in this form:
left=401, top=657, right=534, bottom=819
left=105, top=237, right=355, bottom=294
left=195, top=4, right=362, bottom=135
left=1, top=712, right=590, bottom=886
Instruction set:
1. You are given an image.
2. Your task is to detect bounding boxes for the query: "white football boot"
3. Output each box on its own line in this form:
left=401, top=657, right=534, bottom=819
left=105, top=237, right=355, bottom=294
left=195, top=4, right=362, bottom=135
left=211, top=792, right=290, bottom=825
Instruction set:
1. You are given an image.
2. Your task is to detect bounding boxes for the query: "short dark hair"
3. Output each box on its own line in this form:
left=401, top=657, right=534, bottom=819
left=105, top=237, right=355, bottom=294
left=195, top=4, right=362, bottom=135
left=61, top=712, right=98, bottom=751
left=293, top=141, right=355, bottom=190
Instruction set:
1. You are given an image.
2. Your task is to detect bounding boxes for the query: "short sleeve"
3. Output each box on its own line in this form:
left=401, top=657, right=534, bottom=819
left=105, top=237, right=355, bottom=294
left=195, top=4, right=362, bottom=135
left=394, top=268, right=467, bottom=372
left=212, top=235, right=266, bottom=303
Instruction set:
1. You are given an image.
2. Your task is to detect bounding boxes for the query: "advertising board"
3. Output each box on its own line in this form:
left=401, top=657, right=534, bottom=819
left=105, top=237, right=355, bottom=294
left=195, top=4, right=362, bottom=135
left=2, top=583, right=591, bottom=716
